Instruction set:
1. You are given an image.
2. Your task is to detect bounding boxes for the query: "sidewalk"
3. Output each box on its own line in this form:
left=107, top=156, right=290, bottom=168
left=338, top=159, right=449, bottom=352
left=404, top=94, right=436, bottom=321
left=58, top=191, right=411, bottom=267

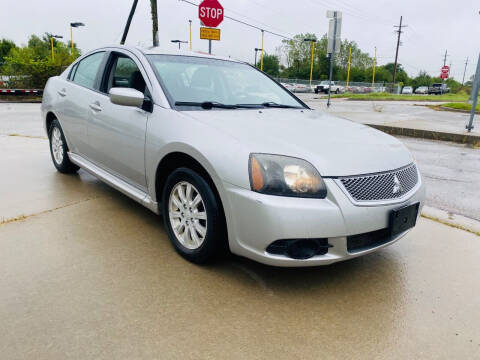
left=300, top=96, right=480, bottom=146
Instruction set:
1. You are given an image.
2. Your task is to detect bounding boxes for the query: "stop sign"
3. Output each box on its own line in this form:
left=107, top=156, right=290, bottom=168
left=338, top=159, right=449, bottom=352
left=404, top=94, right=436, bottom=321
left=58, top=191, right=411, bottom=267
left=199, top=0, right=224, bottom=28
left=440, top=65, right=450, bottom=79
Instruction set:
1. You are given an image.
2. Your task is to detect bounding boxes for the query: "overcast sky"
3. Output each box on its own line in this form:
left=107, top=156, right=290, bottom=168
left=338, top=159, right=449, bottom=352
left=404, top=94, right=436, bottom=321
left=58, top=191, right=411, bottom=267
left=2, top=0, right=480, bottom=80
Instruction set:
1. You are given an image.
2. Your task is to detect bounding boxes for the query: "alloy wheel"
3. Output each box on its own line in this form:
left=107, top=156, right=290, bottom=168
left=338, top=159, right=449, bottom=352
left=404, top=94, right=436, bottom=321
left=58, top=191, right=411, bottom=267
left=51, top=127, right=64, bottom=165
left=168, top=181, right=208, bottom=250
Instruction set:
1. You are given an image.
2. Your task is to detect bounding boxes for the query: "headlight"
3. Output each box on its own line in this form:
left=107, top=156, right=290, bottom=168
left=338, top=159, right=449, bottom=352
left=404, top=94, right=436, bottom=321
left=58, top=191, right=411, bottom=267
left=249, top=154, right=327, bottom=198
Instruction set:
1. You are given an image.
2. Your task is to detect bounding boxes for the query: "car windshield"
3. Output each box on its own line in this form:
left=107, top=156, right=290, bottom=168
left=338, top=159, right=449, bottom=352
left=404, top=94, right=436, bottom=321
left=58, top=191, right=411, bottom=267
left=432, top=84, right=442, bottom=88
left=148, top=55, right=304, bottom=110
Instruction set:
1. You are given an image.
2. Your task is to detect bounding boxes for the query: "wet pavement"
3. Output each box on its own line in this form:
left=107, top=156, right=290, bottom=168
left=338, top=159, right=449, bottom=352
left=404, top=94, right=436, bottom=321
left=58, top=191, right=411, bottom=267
left=1, top=104, right=480, bottom=359
left=298, top=94, right=479, bottom=136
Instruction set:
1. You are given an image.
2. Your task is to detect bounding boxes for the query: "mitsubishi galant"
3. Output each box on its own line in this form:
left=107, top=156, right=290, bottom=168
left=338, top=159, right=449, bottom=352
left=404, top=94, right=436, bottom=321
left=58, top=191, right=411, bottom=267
left=41, top=46, right=425, bottom=266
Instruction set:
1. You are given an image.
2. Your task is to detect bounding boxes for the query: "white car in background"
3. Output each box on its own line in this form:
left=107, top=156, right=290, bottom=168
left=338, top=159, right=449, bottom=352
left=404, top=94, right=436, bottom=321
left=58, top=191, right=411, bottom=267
left=402, top=86, right=413, bottom=94
left=280, top=82, right=294, bottom=92
left=415, top=86, right=428, bottom=94
left=292, top=83, right=309, bottom=93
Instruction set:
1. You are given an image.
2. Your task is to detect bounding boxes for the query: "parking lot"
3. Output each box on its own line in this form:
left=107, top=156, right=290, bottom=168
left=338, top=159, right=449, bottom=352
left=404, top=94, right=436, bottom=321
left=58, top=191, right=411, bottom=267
left=1, top=103, right=480, bottom=359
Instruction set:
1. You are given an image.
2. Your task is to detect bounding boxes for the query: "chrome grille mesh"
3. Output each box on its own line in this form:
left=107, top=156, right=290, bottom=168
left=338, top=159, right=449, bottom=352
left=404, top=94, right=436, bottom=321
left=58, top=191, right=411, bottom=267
left=339, top=164, right=418, bottom=202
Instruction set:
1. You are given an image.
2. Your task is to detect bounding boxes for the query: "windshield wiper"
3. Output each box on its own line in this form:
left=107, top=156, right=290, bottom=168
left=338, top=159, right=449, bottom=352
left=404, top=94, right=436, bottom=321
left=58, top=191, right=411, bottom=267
left=175, top=101, right=238, bottom=109
left=261, top=102, right=302, bottom=109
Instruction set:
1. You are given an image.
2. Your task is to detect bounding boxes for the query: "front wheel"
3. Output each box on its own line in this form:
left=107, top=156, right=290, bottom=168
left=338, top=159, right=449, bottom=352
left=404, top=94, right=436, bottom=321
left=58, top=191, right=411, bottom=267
left=162, top=167, right=227, bottom=264
left=335, top=89, right=339, bottom=94
left=48, top=119, right=79, bottom=174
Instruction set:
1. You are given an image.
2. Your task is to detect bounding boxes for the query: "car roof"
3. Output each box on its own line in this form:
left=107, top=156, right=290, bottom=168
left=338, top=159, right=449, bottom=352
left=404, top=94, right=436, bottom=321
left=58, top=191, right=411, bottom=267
left=135, top=46, right=243, bottom=63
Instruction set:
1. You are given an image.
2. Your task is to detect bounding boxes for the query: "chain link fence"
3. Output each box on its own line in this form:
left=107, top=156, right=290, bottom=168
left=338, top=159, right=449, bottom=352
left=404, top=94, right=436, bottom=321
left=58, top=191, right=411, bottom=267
left=273, top=77, right=401, bottom=94
left=0, top=63, right=67, bottom=89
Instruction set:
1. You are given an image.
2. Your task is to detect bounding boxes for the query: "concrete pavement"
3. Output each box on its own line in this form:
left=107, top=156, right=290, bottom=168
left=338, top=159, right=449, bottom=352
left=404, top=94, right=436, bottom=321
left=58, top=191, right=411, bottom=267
left=298, top=95, right=480, bottom=144
left=1, top=113, right=480, bottom=359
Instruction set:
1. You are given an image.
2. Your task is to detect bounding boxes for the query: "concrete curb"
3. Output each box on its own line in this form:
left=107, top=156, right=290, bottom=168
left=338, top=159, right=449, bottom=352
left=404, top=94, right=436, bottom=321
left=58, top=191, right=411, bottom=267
left=438, top=106, right=480, bottom=114
left=366, top=124, right=480, bottom=146
left=421, top=205, right=480, bottom=236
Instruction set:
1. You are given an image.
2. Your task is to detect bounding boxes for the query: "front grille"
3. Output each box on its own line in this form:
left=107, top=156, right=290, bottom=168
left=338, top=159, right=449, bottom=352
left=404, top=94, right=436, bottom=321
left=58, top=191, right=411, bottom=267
left=339, top=163, right=418, bottom=202
left=347, top=228, right=391, bottom=253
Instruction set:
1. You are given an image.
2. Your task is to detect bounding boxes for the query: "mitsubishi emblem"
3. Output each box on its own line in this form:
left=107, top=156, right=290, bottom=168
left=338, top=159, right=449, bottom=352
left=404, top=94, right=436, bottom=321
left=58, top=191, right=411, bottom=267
left=393, top=175, right=403, bottom=194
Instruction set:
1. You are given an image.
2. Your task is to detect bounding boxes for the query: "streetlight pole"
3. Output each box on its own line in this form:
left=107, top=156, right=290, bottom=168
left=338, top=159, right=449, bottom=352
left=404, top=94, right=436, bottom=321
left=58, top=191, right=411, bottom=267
left=189, top=20, right=192, bottom=51
left=303, top=38, right=317, bottom=87
left=254, top=48, right=261, bottom=67
left=70, top=22, right=85, bottom=56
left=49, top=34, right=63, bottom=62
left=171, top=40, right=188, bottom=49
left=260, top=30, right=264, bottom=71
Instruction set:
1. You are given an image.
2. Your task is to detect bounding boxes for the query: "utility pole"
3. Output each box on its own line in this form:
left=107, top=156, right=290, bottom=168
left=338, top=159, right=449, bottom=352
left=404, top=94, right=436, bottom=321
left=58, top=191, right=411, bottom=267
left=120, top=0, right=138, bottom=45
left=150, top=0, right=159, bottom=46
left=443, top=50, right=448, bottom=67
left=372, top=46, right=377, bottom=88
left=462, top=57, right=469, bottom=86
left=392, top=16, right=407, bottom=92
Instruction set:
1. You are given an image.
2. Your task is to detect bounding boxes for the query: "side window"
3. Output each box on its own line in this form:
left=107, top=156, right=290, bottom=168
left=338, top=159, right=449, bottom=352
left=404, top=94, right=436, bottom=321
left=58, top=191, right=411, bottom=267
left=68, top=63, right=78, bottom=80
left=72, top=52, right=105, bottom=89
left=107, top=55, right=146, bottom=94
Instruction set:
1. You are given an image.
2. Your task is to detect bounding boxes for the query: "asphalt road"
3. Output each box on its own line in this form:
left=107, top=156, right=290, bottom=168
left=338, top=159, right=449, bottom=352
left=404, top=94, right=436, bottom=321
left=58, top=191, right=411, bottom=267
left=1, top=134, right=479, bottom=359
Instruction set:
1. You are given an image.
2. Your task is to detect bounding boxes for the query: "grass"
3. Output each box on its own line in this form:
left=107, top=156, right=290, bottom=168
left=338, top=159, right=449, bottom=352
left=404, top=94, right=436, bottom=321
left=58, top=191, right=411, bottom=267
left=332, top=92, right=470, bottom=102
left=440, top=102, right=480, bottom=112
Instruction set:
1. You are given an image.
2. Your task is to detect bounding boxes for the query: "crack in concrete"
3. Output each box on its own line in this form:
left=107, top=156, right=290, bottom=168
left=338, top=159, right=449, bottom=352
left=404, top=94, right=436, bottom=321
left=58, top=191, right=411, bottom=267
left=7, top=133, right=47, bottom=139
left=0, top=196, right=102, bottom=226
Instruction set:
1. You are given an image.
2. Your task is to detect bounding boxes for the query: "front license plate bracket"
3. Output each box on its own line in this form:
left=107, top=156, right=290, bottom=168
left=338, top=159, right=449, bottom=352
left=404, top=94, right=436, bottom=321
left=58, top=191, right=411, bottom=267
left=390, top=203, right=420, bottom=236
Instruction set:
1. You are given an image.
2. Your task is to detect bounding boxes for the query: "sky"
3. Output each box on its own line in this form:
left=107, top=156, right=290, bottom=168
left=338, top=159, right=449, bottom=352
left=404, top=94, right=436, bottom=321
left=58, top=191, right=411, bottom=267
left=2, top=0, right=480, bottom=81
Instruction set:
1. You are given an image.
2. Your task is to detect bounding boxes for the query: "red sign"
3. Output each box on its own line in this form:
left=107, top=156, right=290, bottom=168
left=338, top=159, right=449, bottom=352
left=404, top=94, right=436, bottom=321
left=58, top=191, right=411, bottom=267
left=440, top=65, right=450, bottom=79
left=199, top=0, right=224, bottom=28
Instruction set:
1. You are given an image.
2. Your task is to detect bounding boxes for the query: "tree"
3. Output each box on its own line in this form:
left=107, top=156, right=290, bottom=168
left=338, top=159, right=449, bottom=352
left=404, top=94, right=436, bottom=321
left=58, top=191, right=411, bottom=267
left=0, top=39, right=16, bottom=63
left=1, top=34, right=80, bottom=88
left=258, top=53, right=280, bottom=76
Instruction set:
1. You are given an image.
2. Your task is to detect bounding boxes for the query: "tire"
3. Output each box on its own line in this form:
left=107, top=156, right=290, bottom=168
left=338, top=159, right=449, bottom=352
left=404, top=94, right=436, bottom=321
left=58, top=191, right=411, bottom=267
left=335, top=89, right=339, bottom=94
left=48, top=119, right=79, bottom=174
left=162, top=167, right=227, bottom=264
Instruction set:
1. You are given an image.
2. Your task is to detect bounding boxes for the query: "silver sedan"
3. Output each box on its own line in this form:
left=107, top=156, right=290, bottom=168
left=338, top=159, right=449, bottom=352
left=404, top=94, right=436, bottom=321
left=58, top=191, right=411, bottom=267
left=41, top=46, right=425, bottom=267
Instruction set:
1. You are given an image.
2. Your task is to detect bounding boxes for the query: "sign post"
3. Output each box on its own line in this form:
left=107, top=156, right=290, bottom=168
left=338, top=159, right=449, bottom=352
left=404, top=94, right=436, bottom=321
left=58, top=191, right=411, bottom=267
left=326, top=10, right=342, bottom=108
left=466, top=53, right=480, bottom=132
left=198, top=0, right=223, bottom=54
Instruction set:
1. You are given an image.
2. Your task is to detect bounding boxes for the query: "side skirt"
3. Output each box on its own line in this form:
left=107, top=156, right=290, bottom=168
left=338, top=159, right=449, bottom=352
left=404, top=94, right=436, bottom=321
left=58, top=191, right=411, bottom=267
left=68, top=152, right=160, bottom=215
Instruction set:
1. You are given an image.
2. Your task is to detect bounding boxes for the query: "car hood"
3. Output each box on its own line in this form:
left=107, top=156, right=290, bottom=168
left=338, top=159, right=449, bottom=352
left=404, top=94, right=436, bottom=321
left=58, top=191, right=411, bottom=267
left=182, top=109, right=413, bottom=176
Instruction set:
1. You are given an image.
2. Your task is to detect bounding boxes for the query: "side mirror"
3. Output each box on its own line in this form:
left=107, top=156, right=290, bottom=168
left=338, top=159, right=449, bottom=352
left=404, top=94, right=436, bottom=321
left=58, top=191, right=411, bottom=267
left=109, top=87, right=144, bottom=107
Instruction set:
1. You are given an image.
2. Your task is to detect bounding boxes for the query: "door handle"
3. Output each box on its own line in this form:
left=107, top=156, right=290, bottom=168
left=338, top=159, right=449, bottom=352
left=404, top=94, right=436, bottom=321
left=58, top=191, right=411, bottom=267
left=58, top=88, right=66, bottom=97
left=89, top=102, right=102, bottom=112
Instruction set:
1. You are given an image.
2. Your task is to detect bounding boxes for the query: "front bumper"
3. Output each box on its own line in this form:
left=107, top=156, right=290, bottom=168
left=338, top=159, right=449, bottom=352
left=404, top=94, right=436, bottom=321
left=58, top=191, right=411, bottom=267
left=223, top=176, right=425, bottom=267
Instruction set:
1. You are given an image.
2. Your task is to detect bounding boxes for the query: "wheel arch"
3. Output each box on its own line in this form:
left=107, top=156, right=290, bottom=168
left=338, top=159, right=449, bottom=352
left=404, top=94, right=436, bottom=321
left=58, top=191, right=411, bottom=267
left=45, top=111, right=58, bottom=133
left=154, top=151, right=228, bottom=224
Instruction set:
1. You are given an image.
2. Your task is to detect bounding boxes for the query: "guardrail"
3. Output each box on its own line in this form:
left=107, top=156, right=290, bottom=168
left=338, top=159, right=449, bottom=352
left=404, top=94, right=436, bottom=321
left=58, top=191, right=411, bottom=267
left=0, top=89, right=43, bottom=95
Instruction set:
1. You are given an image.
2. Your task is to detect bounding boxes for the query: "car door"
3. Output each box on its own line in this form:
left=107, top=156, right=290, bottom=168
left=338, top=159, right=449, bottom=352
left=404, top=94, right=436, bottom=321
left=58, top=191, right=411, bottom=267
left=57, top=51, right=107, bottom=155
left=86, top=51, right=150, bottom=190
